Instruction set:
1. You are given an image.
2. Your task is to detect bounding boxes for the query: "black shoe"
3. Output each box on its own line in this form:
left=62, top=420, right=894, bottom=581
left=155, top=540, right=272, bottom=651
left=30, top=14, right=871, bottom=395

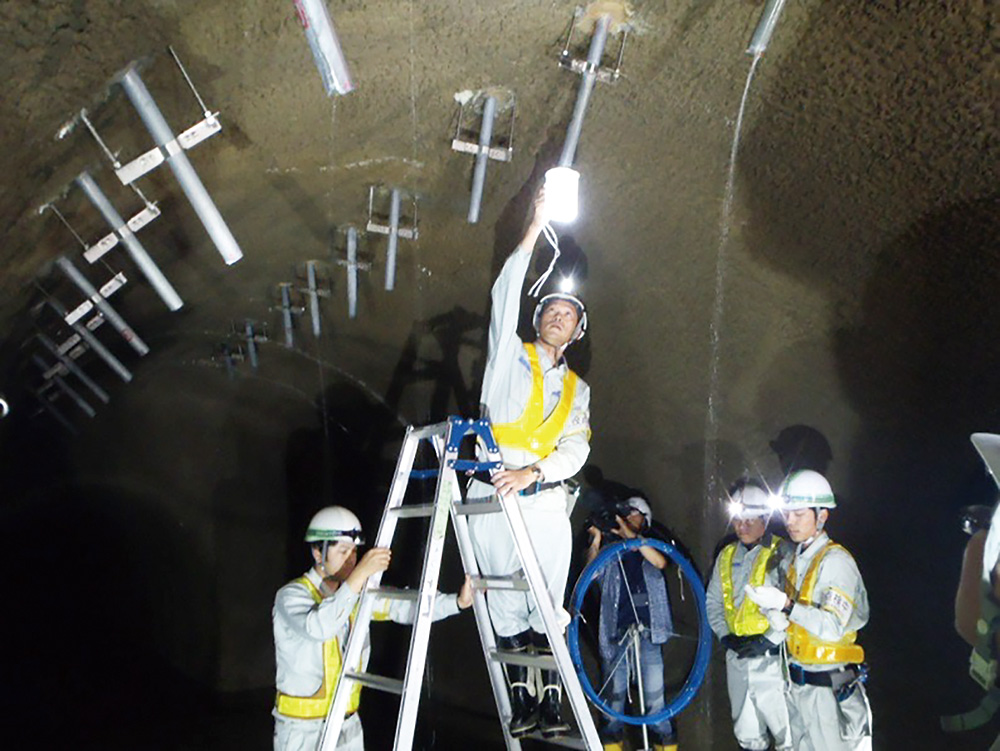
left=509, top=684, right=538, bottom=738
left=538, top=686, right=571, bottom=739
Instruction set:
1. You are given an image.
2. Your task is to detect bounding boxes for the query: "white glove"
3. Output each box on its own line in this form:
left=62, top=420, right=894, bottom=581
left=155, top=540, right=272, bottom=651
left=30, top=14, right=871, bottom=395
left=744, top=584, right=788, bottom=611
left=766, top=608, right=790, bottom=632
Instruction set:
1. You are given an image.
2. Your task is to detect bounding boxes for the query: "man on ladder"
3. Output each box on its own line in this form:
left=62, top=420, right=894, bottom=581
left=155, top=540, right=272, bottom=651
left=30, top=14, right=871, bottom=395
left=468, top=188, right=592, bottom=739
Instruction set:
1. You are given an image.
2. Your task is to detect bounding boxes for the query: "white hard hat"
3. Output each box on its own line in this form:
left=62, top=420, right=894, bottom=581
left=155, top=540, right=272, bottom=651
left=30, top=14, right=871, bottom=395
left=728, top=483, right=774, bottom=519
left=780, top=470, right=836, bottom=510
left=532, top=293, right=587, bottom=343
left=623, top=496, right=651, bottom=527
left=304, top=506, right=365, bottom=544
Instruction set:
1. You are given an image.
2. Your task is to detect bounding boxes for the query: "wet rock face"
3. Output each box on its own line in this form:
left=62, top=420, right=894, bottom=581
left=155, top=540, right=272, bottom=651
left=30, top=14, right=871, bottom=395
left=0, top=1, right=997, bottom=748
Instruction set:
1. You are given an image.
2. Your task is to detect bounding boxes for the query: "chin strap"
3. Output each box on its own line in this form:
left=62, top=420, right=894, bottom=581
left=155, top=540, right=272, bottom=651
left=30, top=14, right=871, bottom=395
left=527, top=222, right=561, bottom=298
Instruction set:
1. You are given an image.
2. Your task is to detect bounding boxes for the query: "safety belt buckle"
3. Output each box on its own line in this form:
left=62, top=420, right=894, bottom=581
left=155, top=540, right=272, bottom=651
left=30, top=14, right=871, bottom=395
left=970, top=649, right=997, bottom=690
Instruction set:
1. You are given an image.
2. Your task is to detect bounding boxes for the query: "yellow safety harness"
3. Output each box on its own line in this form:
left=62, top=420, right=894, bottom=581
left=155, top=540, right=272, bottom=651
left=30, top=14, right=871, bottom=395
left=275, top=577, right=392, bottom=719
left=785, top=542, right=865, bottom=665
left=720, top=536, right=780, bottom=636
left=491, top=342, right=583, bottom=456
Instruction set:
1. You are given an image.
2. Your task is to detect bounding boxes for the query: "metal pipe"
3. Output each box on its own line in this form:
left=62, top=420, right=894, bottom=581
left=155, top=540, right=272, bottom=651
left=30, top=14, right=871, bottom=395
left=346, top=226, right=358, bottom=319
left=55, top=256, right=149, bottom=356
left=467, top=96, right=497, bottom=224
left=385, top=188, right=401, bottom=291
left=76, top=171, right=183, bottom=312
left=281, top=284, right=294, bottom=348
left=37, top=332, right=110, bottom=404
left=120, top=67, right=244, bottom=266
left=558, top=14, right=611, bottom=167
left=747, top=0, right=788, bottom=56
left=46, top=297, right=133, bottom=382
left=293, top=0, right=355, bottom=96
left=307, top=261, right=321, bottom=337
left=34, top=387, right=78, bottom=434
left=245, top=321, right=259, bottom=369
left=33, top=355, right=95, bottom=418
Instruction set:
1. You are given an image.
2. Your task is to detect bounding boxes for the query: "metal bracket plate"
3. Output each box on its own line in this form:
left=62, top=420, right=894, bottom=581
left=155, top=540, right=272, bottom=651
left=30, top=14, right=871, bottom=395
left=366, top=222, right=418, bottom=240
left=115, top=114, right=221, bottom=185
left=450, top=139, right=513, bottom=163
left=64, top=272, right=128, bottom=325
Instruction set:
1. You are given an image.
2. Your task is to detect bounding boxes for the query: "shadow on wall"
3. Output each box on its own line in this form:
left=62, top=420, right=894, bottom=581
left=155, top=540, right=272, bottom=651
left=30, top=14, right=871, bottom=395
left=284, top=378, right=406, bottom=578
left=383, top=305, right=487, bottom=425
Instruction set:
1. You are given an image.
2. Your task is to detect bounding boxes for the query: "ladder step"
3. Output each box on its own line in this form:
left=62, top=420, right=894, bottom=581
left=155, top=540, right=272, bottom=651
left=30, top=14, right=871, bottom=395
left=471, top=574, right=529, bottom=591
left=490, top=648, right=557, bottom=670
left=389, top=504, right=436, bottom=518
left=519, top=731, right=587, bottom=749
left=454, top=501, right=503, bottom=516
left=369, top=585, right=419, bottom=601
left=343, top=670, right=404, bottom=695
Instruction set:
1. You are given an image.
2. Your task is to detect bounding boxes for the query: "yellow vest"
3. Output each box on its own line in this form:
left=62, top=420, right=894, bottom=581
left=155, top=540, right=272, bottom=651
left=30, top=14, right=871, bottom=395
left=785, top=542, right=865, bottom=665
left=275, top=578, right=392, bottom=719
left=720, top=536, right=780, bottom=636
left=491, top=343, right=582, bottom=456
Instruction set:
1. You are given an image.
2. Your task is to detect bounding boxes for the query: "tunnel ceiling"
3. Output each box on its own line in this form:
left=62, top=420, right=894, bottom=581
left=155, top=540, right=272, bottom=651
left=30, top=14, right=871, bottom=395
left=0, top=0, right=998, bottom=507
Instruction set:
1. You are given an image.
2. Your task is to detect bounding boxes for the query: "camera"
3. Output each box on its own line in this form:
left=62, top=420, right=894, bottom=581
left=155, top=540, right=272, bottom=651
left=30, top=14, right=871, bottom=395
left=586, top=501, right=634, bottom=535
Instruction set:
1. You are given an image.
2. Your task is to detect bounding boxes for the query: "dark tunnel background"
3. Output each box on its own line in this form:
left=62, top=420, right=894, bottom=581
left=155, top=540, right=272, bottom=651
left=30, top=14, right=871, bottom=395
left=0, top=1, right=997, bottom=749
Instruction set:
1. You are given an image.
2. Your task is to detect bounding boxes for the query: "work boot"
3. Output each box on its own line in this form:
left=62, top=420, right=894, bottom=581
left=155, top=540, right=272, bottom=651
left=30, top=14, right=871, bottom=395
left=602, top=741, right=625, bottom=751
left=497, top=632, right=537, bottom=738
left=532, top=631, right=570, bottom=738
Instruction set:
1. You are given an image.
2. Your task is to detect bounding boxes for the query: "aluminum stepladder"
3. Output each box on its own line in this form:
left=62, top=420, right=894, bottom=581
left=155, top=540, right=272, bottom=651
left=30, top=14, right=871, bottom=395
left=318, top=416, right=602, bottom=750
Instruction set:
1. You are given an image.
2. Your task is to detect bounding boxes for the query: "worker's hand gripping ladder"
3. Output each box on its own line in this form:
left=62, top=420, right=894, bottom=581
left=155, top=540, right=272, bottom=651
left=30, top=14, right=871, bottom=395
left=318, top=416, right=602, bottom=750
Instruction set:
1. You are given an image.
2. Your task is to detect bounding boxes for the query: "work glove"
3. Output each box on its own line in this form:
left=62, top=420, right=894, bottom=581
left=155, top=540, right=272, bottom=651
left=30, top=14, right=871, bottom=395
left=744, top=584, right=788, bottom=611
left=766, top=608, right=790, bottom=632
left=720, top=634, right=749, bottom=654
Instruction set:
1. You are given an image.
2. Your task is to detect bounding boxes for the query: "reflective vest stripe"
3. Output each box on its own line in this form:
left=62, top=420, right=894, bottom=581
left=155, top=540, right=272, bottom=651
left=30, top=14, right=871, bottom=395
left=785, top=542, right=865, bottom=665
left=491, top=342, right=580, bottom=456
left=720, top=537, right=779, bottom=636
left=274, top=577, right=363, bottom=719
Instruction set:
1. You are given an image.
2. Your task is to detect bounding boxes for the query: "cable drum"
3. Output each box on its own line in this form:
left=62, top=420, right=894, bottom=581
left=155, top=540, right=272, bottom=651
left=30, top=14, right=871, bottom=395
left=567, top=537, right=712, bottom=725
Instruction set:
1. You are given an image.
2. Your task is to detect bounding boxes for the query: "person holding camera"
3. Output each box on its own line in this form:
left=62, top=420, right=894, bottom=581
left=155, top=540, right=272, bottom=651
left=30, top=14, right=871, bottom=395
left=585, top=496, right=678, bottom=751
left=706, top=481, right=792, bottom=751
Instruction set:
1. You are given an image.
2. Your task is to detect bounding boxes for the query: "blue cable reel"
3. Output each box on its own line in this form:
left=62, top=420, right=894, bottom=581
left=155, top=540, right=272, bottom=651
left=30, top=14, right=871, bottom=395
left=567, top=537, right=712, bottom=726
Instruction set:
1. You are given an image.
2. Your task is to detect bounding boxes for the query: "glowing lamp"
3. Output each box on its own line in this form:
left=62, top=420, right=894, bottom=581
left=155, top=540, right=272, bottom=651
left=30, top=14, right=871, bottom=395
left=727, top=500, right=743, bottom=519
left=559, top=276, right=576, bottom=294
left=544, top=167, right=580, bottom=224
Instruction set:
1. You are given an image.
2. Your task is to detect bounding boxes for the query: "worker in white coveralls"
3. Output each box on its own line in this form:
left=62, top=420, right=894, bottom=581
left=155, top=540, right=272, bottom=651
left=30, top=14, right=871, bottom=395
left=706, top=480, right=792, bottom=751
left=467, top=189, right=591, bottom=739
left=745, top=470, right=872, bottom=751
left=272, top=506, right=473, bottom=750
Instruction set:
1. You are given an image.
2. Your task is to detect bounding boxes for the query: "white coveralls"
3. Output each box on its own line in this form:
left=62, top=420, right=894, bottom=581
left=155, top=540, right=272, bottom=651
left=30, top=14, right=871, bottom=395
left=783, top=532, right=872, bottom=751
left=467, top=242, right=591, bottom=637
left=706, top=534, right=793, bottom=750
left=272, top=566, right=461, bottom=751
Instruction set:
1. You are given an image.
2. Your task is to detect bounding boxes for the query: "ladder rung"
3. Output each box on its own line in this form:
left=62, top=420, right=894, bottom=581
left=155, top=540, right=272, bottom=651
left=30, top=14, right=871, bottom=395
left=490, top=649, right=556, bottom=670
left=471, top=574, right=529, bottom=591
left=343, top=670, right=404, bottom=695
left=521, top=732, right=587, bottom=749
left=454, top=501, right=503, bottom=516
left=390, top=504, right=436, bottom=518
left=409, top=469, right=439, bottom=479
left=369, top=585, right=419, bottom=601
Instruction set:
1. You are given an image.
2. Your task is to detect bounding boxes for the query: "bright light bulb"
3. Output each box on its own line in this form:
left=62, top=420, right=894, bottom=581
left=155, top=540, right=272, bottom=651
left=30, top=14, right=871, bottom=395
left=559, top=276, right=576, bottom=293
left=544, top=167, right=580, bottom=224
left=767, top=492, right=784, bottom=510
left=727, top=500, right=743, bottom=519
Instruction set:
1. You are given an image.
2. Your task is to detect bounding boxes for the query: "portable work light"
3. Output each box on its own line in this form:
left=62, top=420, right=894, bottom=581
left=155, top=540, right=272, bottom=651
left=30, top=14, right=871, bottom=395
left=544, top=167, right=580, bottom=223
